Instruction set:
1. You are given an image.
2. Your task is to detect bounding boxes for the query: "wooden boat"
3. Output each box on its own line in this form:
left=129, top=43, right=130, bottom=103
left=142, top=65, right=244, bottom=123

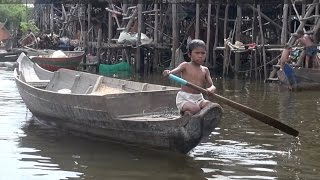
left=30, top=50, right=84, bottom=71
left=0, top=49, right=22, bottom=62
left=14, top=53, right=223, bottom=153
left=277, top=64, right=320, bottom=90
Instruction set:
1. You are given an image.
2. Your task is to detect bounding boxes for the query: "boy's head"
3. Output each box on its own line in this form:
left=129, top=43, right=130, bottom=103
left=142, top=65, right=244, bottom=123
left=187, top=39, right=206, bottom=54
left=296, top=30, right=304, bottom=37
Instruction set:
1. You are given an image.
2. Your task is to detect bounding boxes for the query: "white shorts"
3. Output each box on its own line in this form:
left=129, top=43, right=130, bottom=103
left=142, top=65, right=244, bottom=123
left=176, top=91, right=205, bottom=111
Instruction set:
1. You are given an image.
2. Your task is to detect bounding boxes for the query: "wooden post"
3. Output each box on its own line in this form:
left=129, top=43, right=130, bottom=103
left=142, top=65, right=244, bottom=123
left=315, top=0, right=319, bottom=25
left=302, top=0, right=306, bottom=17
left=235, top=5, right=242, bottom=76
left=87, top=3, right=92, bottom=51
left=206, top=0, right=212, bottom=67
left=212, top=3, right=220, bottom=69
left=257, top=4, right=267, bottom=80
left=223, top=2, right=230, bottom=76
left=97, top=28, right=102, bottom=63
left=153, top=2, right=159, bottom=72
left=252, top=3, right=258, bottom=79
left=195, top=3, right=200, bottom=39
left=171, top=2, right=177, bottom=68
left=136, top=2, right=143, bottom=73
left=281, top=0, right=289, bottom=44
left=107, top=7, right=113, bottom=63
left=50, top=4, right=54, bottom=35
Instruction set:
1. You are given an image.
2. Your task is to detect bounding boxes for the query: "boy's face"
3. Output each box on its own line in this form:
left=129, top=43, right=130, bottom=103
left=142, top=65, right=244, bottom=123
left=188, top=47, right=206, bottom=65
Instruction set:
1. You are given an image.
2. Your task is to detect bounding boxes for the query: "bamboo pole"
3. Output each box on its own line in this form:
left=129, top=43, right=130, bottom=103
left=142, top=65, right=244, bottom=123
left=212, top=2, right=220, bottom=69
left=251, top=3, right=258, bottom=79
left=223, top=2, right=230, bottom=76
left=281, top=0, right=289, bottom=44
left=50, top=3, right=54, bottom=35
left=136, top=2, right=143, bottom=73
left=97, top=28, right=102, bottom=63
left=257, top=4, right=267, bottom=80
left=153, top=2, right=159, bottom=72
left=195, top=3, right=200, bottom=39
left=171, top=2, right=177, bottom=68
left=206, top=0, right=212, bottom=67
left=87, top=3, right=92, bottom=52
left=302, top=0, right=306, bottom=17
left=235, top=5, right=241, bottom=76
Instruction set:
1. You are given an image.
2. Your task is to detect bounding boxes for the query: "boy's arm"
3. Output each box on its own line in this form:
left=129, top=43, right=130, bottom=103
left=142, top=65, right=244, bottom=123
left=205, top=68, right=216, bottom=93
left=163, top=62, right=187, bottom=76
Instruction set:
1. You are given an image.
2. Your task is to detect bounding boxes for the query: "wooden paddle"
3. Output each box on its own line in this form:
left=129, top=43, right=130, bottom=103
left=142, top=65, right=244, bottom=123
left=168, top=74, right=299, bottom=137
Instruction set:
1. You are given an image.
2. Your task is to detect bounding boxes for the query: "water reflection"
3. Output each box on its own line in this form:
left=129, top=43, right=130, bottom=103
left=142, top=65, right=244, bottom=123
left=18, top=117, right=206, bottom=180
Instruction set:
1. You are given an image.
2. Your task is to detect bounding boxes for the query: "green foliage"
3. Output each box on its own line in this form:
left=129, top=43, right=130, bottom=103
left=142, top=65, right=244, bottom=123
left=0, top=4, right=26, bottom=27
left=20, top=21, right=39, bottom=34
left=0, top=4, right=38, bottom=34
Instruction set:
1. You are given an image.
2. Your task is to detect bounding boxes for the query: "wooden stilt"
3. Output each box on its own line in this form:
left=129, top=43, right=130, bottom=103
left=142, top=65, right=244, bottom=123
left=87, top=3, right=92, bottom=52
left=195, top=3, right=200, bottom=39
left=281, top=0, right=289, bottom=44
left=235, top=5, right=241, bottom=77
left=257, top=4, right=267, bottom=80
left=206, top=0, right=212, bottom=67
left=223, top=2, right=230, bottom=76
left=153, top=2, right=159, bottom=72
left=136, top=2, right=143, bottom=73
left=212, top=3, right=220, bottom=69
left=171, top=2, right=177, bottom=68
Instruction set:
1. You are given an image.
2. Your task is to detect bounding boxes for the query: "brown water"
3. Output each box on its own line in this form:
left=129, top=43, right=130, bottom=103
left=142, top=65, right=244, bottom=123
left=1, top=69, right=319, bottom=180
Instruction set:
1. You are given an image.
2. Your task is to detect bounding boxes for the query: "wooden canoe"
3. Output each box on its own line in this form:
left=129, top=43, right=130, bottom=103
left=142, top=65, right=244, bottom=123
left=277, top=64, right=320, bottom=90
left=31, top=51, right=84, bottom=71
left=0, top=49, right=21, bottom=62
left=14, top=53, right=223, bottom=153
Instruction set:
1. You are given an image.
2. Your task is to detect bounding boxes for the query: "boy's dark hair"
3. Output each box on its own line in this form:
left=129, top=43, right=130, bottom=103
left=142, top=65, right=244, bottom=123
left=187, top=39, right=206, bottom=54
left=296, top=30, right=304, bottom=35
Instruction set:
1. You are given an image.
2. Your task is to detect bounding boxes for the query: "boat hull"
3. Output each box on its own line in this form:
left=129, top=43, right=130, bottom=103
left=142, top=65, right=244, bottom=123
left=15, top=76, right=222, bottom=153
left=277, top=66, right=320, bottom=90
left=13, top=54, right=222, bottom=153
left=31, top=51, right=84, bottom=71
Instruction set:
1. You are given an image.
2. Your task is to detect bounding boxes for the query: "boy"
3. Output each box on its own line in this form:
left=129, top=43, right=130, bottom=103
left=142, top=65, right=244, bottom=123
left=294, top=30, right=317, bottom=68
left=163, top=39, right=216, bottom=115
left=279, top=44, right=292, bottom=71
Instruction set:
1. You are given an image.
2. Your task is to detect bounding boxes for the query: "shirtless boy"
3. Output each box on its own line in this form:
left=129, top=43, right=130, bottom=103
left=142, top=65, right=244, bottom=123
left=163, top=39, right=216, bottom=115
left=295, top=30, right=317, bottom=68
left=279, top=44, right=292, bottom=70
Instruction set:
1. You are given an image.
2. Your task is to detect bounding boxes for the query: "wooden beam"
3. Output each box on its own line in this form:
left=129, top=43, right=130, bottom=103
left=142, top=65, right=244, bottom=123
left=246, top=4, right=282, bottom=30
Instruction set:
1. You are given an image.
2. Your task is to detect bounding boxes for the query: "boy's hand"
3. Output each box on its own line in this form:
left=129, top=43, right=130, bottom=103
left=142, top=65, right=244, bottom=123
left=206, top=88, right=215, bottom=95
left=162, top=70, right=171, bottom=77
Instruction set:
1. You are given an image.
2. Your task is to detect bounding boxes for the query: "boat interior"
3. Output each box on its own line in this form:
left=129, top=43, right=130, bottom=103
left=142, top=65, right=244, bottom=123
left=17, top=52, right=179, bottom=95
